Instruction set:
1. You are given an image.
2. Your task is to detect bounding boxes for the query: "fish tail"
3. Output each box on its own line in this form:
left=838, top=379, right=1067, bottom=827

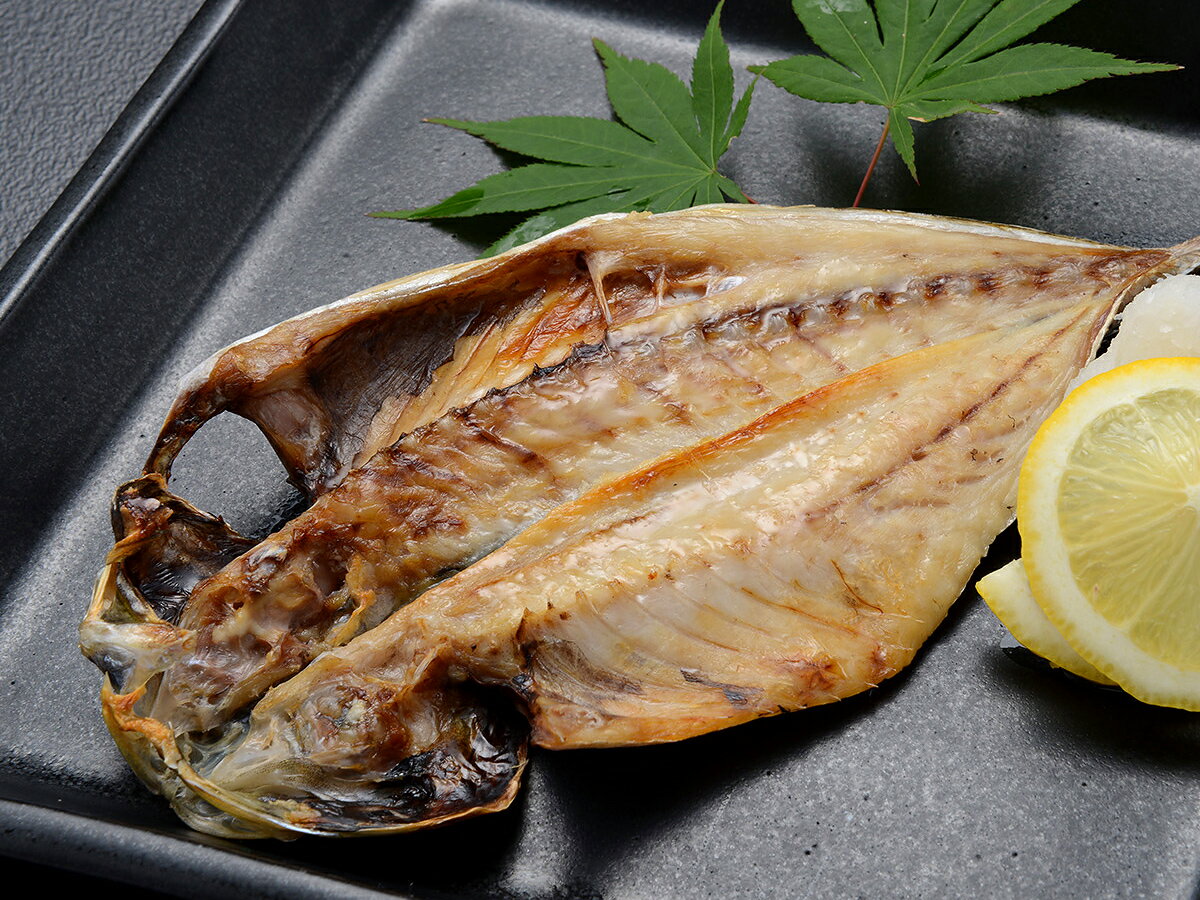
left=1169, top=235, right=1200, bottom=273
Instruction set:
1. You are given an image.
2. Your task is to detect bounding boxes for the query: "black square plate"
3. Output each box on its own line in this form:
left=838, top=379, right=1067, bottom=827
left=1, top=1, right=1197, bottom=896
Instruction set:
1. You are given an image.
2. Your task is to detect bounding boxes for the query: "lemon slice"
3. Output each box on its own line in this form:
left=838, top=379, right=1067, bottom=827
left=1019, top=357, right=1200, bottom=710
left=977, top=559, right=1113, bottom=684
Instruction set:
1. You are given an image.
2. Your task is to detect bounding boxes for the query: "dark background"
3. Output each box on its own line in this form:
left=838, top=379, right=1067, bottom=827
left=1, top=3, right=199, bottom=891
left=1, top=1, right=1197, bottom=898
left=0, top=0, right=203, bottom=269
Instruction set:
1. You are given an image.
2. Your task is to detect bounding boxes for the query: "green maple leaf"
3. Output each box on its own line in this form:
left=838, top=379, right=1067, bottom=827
left=754, top=0, right=1178, bottom=194
left=374, top=2, right=756, bottom=256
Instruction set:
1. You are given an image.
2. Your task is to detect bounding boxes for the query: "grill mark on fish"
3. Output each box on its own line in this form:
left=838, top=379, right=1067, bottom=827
left=454, top=409, right=563, bottom=495
left=1086, top=249, right=1170, bottom=285
left=923, top=276, right=949, bottom=299
left=830, top=561, right=884, bottom=614
left=379, top=448, right=473, bottom=491
left=679, top=669, right=762, bottom=707
left=823, top=309, right=1085, bottom=510
left=976, top=273, right=1000, bottom=293
left=619, top=258, right=1091, bottom=361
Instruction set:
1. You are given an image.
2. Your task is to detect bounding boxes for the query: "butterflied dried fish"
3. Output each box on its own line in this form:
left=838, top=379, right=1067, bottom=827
left=80, top=206, right=1200, bottom=838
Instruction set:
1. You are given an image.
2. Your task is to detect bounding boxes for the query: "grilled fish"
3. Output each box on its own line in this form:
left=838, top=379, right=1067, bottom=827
left=80, top=206, right=1200, bottom=838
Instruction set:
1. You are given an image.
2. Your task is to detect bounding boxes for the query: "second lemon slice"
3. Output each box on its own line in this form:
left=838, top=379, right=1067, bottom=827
left=978, top=559, right=1113, bottom=684
left=1019, top=357, right=1200, bottom=710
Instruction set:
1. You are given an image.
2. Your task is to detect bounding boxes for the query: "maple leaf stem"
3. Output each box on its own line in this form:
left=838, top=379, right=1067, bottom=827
left=852, top=118, right=890, bottom=209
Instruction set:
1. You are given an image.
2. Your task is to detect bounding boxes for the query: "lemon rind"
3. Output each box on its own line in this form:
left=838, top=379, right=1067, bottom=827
left=978, top=559, right=1114, bottom=685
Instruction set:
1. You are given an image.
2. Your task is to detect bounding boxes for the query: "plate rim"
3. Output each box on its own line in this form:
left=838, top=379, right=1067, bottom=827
left=0, top=0, right=244, bottom=331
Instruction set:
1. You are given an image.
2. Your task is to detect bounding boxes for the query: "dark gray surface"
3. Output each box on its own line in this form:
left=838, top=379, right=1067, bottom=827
left=0, top=0, right=205, bottom=268
left=0, top=1, right=1197, bottom=897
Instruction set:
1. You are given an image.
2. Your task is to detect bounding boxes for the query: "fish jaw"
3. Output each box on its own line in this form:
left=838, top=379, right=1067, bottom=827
left=100, top=637, right=531, bottom=838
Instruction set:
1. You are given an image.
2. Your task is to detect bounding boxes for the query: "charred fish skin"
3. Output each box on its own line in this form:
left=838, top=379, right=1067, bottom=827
left=95, top=210, right=1177, bottom=739
left=78, top=206, right=1200, bottom=838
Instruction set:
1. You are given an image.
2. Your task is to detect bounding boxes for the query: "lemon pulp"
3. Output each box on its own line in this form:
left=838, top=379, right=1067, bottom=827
left=1056, top=386, right=1200, bottom=669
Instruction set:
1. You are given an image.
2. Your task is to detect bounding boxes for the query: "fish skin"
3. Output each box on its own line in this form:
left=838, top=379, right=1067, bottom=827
left=78, top=206, right=1200, bottom=838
